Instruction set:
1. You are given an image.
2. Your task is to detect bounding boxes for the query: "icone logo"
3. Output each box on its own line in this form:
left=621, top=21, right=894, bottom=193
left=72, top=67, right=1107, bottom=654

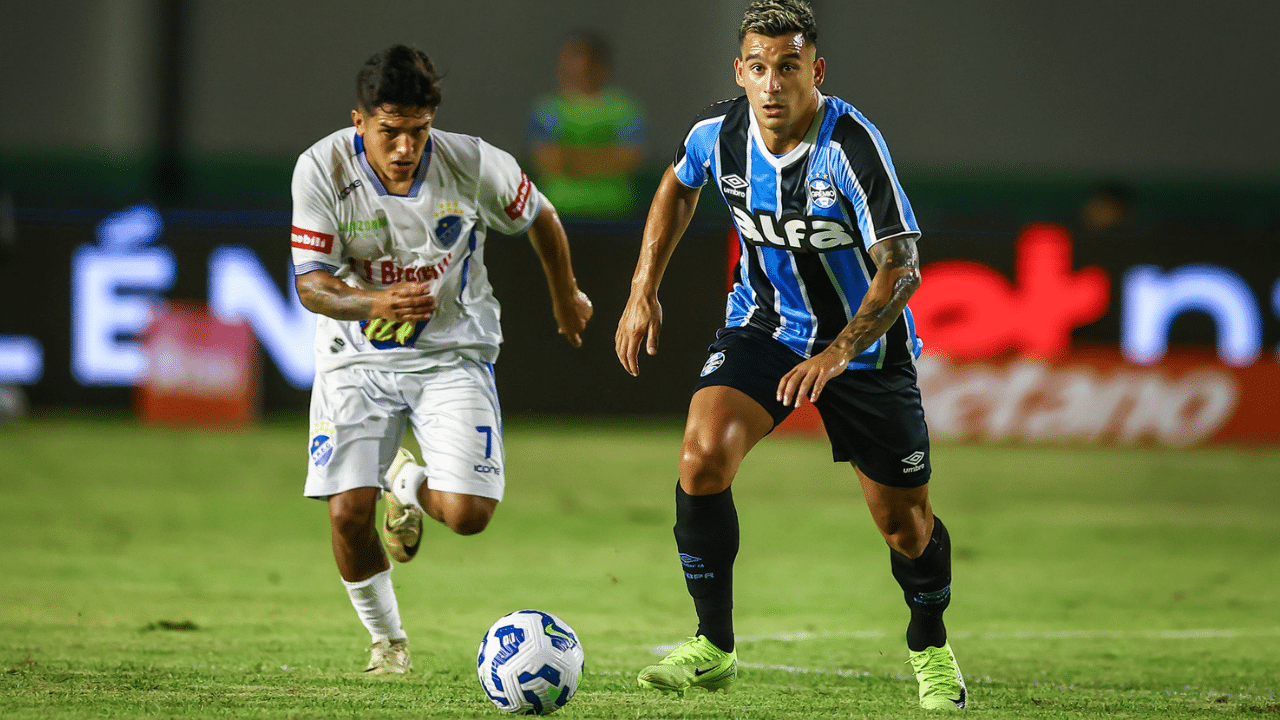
left=730, top=207, right=858, bottom=253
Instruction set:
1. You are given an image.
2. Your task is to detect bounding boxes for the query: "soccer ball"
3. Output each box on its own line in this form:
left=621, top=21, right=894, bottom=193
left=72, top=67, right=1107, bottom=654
left=477, top=609, right=585, bottom=715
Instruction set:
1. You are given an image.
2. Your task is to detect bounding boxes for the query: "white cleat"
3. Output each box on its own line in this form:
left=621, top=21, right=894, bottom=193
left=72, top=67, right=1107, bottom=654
left=364, top=637, right=411, bottom=674
left=382, top=448, right=423, bottom=563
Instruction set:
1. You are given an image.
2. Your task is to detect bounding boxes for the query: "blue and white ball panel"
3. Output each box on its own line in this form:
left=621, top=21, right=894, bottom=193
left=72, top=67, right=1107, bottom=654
left=303, top=360, right=505, bottom=501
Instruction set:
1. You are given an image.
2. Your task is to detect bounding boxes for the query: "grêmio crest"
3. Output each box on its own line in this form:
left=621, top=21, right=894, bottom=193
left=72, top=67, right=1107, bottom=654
left=730, top=206, right=860, bottom=253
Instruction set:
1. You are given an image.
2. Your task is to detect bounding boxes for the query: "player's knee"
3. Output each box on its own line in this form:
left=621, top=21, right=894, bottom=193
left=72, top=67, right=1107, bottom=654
left=440, top=497, right=496, bottom=536
left=679, top=439, right=734, bottom=494
left=328, top=489, right=378, bottom=538
left=878, top=515, right=930, bottom=558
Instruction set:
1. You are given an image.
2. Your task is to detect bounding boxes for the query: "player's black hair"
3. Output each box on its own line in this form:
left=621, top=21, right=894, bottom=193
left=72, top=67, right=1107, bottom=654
left=739, top=0, right=818, bottom=47
left=356, top=45, right=443, bottom=114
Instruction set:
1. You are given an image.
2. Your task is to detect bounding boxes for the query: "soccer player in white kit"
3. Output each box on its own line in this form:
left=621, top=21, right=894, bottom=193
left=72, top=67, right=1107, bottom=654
left=290, top=45, right=593, bottom=674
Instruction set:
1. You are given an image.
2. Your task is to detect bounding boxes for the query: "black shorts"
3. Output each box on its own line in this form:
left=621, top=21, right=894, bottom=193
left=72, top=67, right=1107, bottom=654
left=692, top=326, right=931, bottom=488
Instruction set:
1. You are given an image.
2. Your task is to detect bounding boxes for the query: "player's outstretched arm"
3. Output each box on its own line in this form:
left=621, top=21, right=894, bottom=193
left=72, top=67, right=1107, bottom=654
left=526, top=199, right=593, bottom=347
left=777, top=235, right=922, bottom=407
left=616, top=166, right=702, bottom=377
left=295, top=270, right=436, bottom=322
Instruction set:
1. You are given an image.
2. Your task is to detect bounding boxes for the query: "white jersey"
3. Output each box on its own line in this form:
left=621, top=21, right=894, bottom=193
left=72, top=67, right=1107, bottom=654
left=290, top=126, right=541, bottom=372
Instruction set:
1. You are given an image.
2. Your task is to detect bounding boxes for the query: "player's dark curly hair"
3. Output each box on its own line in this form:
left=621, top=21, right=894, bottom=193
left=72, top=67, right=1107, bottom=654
left=356, top=45, right=443, bottom=113
left=739, top=0, right=818, bottom=47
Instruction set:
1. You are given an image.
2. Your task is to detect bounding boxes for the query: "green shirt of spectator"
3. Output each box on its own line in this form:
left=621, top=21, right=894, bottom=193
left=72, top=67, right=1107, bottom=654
left=529, top=33, right=647, bottom=219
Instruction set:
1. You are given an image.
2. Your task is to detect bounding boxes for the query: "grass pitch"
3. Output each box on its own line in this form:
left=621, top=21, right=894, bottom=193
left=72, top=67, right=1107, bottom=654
left=1, top=415, right=1278, bottom=718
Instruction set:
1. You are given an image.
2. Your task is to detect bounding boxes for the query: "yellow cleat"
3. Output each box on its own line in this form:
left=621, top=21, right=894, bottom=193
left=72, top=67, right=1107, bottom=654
left=638, top=636, right=737, bottom=695
left=909, top=642, right=967, bottom=710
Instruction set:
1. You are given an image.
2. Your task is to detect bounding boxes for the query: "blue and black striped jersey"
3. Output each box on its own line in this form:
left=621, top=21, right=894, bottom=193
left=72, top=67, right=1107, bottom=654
left=673, top=92, right=923, bottom=369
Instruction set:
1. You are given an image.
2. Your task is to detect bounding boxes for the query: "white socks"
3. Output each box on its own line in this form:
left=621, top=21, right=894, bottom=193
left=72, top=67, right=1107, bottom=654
left=390, top=460, right=427, bottom=511
left=343, top=568, right=406, bottom=642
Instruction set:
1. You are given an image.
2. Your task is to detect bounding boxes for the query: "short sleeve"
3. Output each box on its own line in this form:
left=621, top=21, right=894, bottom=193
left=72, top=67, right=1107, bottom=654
left=830, top=111, right=920, bottom=247
left=476, top=140, right=543, bottom=235
left=290, top=152, right=343, bottom=276
left=672, top=113, right=723, bottom=189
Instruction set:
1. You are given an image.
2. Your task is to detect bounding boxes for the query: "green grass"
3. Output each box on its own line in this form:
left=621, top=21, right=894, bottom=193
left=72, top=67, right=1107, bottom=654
left=1, top=415, right=1278, bottom=718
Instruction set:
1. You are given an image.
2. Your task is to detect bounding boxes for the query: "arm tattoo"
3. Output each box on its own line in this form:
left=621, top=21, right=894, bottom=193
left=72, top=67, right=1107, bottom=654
left=296, top=272, right=374, bottom=321
left=827, top=236, right=921, bottom=360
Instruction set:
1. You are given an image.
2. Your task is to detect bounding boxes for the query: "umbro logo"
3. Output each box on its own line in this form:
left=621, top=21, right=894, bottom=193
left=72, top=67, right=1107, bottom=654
left=902, top=451, right=926, bottom=473
left=679, top=553, right=704, bottom=567
left=720, top=174, right=748, bottom=198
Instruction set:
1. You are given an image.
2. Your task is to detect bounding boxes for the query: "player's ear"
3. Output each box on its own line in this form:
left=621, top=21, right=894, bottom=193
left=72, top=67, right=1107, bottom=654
left=733, top=56, right=746, bottom=89
left=813, top=56, right=826, bottom=88
left=351, top=109, right=365, bottom=134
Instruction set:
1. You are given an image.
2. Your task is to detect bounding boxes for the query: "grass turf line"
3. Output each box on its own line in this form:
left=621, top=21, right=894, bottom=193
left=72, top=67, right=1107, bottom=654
left=1, top=416, right=1278, bottom=718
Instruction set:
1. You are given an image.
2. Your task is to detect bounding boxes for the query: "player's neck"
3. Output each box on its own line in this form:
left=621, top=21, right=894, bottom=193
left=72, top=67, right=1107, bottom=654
left=383, top=175, right=415, bottom=195
left=758, top=97, right=820, bottom=155
left=375, top=164, right=419, bottom=195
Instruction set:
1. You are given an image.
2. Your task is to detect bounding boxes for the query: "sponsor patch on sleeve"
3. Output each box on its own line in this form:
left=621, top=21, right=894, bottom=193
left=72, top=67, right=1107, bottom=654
left=503, top=172, right=532, bottom=221
left=291, top=226, right=334, bottom=254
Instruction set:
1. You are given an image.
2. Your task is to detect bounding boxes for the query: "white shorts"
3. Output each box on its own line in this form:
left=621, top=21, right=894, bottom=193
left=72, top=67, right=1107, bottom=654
left=304, top=360, right=505, bottom=502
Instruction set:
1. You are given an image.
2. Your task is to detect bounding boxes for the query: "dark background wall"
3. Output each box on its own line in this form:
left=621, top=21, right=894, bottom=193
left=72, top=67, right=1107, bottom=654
left=4, top=1, right=1280, bottom=197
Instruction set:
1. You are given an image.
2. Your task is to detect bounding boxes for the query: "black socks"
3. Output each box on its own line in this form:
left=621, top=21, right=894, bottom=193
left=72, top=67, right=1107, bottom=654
left=890, top=515, right=953, bottom=652
left=673, top=483, right=739, bottom=652
left=673, top=483, right=952, bottom=655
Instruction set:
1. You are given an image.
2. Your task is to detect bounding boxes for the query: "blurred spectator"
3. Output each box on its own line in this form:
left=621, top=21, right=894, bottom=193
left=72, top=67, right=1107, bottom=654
left=528, top=32, right=647, bottom=219
left=1080, top=181, right=1135, bottom=232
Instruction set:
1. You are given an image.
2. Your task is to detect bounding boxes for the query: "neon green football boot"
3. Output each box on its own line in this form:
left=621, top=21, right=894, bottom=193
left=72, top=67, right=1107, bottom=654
left=638, top=636, right=738, bottom=695
left=908, top=642, right=967, bottom=710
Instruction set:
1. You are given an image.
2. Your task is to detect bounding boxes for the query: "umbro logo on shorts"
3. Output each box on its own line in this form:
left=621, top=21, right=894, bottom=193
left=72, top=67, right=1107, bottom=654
left=902, top=451, right=926, bottom=473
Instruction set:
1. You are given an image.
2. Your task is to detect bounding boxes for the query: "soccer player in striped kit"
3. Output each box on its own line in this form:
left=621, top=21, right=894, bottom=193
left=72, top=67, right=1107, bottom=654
left=615, top=1, right=965, bottom=709
left=291, top=45, right=592, bottom=675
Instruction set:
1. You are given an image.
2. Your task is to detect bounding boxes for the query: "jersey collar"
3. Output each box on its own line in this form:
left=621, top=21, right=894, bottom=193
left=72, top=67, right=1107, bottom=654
left=353, top=132, right=433, bottom=198
left=747, top=90, right=827, bottom=169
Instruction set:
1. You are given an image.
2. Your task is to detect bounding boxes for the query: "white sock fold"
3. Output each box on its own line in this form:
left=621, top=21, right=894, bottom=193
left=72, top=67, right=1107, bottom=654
left=391, top=461, right=427, bottom=511
left=343, top=568, right=406, bottom=643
